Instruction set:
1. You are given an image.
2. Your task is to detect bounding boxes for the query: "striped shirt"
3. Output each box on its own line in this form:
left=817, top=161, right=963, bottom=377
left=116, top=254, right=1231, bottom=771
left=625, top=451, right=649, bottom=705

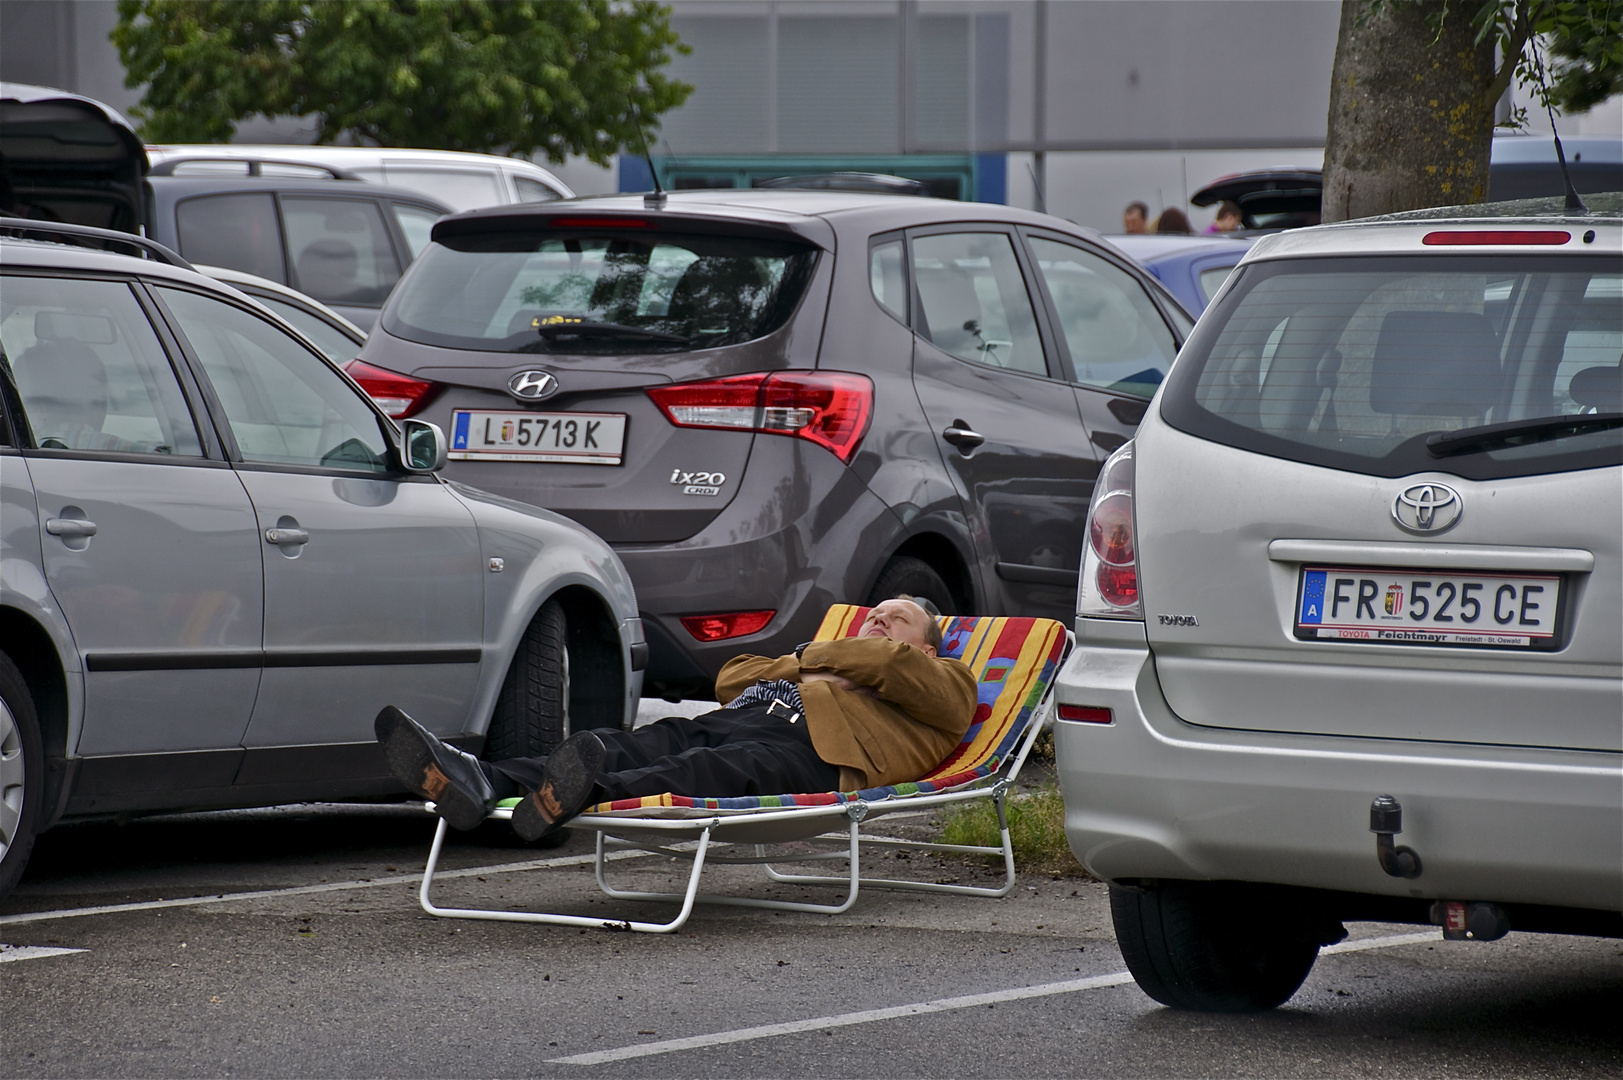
left=728, top=678, right=805, bottom=717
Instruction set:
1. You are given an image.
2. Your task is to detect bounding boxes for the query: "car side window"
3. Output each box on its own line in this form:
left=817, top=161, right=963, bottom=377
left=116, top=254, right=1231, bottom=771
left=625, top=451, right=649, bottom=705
left=912, top=232, right=1047, bottom=376
left=869, top=238, right=908, bottom=323
left=1028, top=236, right=1179, bottom=398
left=514, top=176, right=563, bottom=203
left=390, top=203, right=443, bottom=261
left=156, top=286, right=392, bottom=473
left=281, top=197, right=401, bottom=307
left=253, top=295, right=362, bottom=364
left=0, top=276, right=203, bottom=456
left=175, top=193, right=287, bottom=283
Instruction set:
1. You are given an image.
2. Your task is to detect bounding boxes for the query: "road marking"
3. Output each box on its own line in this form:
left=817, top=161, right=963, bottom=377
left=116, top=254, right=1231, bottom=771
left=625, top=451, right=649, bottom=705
left=0, top=846, right=657, bottom=926
left=0, top=943, right=86, bottom=963
left=548, top=930, right=1442, bottom=1066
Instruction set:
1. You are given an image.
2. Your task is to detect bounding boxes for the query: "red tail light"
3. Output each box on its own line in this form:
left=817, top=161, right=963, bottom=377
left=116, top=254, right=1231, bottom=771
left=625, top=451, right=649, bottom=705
left=1077, top=442, right=1143, bottom=619
left=345, top=360, right=440, bottom=419
left=647, top=371, right=873, bottom=463
left=680, top=610, right=775, bottom=642
left=1422, top=231, right=1571, bottom=246
left=1057, top=704, right=1114, bottom=724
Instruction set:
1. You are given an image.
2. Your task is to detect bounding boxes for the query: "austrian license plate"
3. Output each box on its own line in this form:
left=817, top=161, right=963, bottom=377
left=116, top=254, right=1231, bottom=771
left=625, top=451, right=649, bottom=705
left=449, top=410, right=626, bottom=464
left=1295, top=565, right=1561, bottom=649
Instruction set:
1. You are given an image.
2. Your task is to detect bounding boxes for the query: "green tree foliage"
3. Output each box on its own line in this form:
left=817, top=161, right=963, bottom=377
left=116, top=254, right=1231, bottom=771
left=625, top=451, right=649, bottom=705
left=113, top=0, right=691, bottom=163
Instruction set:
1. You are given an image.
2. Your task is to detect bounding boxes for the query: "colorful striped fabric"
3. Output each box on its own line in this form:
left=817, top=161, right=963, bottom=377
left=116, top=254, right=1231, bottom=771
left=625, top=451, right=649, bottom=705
left=586, top=606, right=1068, bottom=817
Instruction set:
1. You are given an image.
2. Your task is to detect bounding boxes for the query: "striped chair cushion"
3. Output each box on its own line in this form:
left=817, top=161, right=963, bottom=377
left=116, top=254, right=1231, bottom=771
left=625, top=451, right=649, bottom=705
left=586, top=606, right=1068, bottom=817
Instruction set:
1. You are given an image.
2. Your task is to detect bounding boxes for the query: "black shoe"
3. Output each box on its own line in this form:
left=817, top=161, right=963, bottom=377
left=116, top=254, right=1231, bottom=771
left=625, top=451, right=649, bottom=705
left=512, top=730, right=605, bottom=842
left=374, top=706, right=494, bottom=831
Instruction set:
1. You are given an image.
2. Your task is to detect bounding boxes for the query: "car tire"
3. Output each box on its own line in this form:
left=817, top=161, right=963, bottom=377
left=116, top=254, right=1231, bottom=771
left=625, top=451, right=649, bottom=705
left=1109, top=881, right=1323, bottom=1012
left=0, top=652, right=43, bottom=903
left=866, top=556, right=957, bottom=616
left=488, top=599, right=570, bottom=762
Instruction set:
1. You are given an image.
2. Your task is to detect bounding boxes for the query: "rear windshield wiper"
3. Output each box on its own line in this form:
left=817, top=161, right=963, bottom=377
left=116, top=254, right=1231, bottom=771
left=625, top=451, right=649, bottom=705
left=533, top=320, right=691, bottom=346
left=1426, top=413, right=1623, bottom=457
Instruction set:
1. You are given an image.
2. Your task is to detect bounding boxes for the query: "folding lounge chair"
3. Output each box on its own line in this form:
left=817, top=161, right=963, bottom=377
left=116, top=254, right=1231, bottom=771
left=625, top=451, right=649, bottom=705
left=416, top=605, right=1071, bottom=933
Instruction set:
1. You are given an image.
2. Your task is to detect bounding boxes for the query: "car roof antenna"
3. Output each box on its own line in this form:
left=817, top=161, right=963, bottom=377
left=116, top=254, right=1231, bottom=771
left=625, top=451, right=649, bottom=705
left=632, top=106, right=666, bottom=209
left=1531, top=45, right=1587, bottom=215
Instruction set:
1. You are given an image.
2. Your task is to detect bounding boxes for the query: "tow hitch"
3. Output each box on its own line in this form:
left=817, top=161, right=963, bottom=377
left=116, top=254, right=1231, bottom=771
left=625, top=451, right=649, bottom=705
left=1369, top=794, right=1422, bottom=878
left=1431, top=900, right=1512, bottom=941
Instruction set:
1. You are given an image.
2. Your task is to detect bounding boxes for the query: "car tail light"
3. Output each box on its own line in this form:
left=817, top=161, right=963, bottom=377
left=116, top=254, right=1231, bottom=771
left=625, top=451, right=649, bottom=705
left=345, top=360, right=440, bottom=419
left=1057, top=704, right=1114, bottom=724
left=647, top=371, right=873, bottom=463
left=680, top=610, right=775, bottom=642
left=1077, top=441, right=1143, bottom=619
left=1422, top=230, right=1571, bottom=246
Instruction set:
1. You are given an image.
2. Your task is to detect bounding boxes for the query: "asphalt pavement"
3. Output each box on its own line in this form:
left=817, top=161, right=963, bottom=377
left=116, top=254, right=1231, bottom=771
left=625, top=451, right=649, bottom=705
left=3, top=797, right=1620, bottom=1078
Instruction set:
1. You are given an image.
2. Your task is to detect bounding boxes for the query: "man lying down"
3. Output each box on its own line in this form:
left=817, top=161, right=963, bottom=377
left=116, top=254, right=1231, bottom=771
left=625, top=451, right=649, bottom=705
left=375, top=596, right=977, bottom=842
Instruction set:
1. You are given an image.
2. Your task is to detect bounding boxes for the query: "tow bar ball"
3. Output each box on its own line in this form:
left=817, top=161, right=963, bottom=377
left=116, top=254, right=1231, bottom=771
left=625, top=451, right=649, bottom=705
left=1369, top=794, right=1423, bottom=879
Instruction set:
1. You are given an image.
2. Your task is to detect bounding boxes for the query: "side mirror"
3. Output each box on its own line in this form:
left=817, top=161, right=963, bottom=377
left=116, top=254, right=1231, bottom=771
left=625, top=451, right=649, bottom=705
left=400, top=419, right=447, bottom=473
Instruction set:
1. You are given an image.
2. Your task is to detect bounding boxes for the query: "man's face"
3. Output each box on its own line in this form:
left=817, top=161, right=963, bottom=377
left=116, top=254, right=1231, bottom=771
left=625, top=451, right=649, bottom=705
left=859, top=599, right=936, bottom=656
left=1123, top=208, right=1147, bottom=234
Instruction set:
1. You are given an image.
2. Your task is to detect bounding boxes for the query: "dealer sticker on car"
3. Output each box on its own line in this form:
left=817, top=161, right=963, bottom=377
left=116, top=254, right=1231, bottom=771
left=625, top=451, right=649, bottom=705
left=450, top=410, right=627, bottom=464
left=1295, top=566, right=1561, bottom=649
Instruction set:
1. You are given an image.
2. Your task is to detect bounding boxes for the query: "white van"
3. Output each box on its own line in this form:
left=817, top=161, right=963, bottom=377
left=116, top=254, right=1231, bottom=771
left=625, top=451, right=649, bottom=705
left=145, top=145, right=573, bottom=211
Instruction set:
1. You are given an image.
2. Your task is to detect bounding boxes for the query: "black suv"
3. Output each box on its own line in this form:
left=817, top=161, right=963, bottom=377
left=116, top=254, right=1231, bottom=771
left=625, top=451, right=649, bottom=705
left=354, top=190, right=1194, bottom=698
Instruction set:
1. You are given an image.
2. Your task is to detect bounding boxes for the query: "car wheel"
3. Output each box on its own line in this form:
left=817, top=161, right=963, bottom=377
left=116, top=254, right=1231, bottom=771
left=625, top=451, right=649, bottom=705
left=488, top=599, right=570, bottom=761
left=1109, top=881, right=1323, bottom=1012
left=0, top=652, right=43, bottom=903
left=866, top=556, right=957, bottom=615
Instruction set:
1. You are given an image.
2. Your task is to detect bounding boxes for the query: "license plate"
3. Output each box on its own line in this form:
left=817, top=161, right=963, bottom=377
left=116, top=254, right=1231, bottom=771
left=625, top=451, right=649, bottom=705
left=1295, top=566, right=1561, bottom=649
left=448, top=410, right=626, bottom=464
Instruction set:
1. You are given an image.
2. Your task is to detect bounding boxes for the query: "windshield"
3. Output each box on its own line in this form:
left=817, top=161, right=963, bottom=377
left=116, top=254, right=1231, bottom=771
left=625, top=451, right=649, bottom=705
left=1160, top=254, right=1622, bottom=479
left=384, top=229, right=818, bottom=353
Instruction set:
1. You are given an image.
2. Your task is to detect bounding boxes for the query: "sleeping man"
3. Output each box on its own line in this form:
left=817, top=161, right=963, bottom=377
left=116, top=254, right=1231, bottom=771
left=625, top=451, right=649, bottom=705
left=376, top=596, right=977, bottom=841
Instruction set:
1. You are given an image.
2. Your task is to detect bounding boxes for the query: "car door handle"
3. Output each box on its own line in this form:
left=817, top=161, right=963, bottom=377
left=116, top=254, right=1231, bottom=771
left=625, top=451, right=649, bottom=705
left=942, top=421, right=984, bottom=451
left=263, top=528, right=310, bottom=547
left=45, top=517, right=99, bottom=539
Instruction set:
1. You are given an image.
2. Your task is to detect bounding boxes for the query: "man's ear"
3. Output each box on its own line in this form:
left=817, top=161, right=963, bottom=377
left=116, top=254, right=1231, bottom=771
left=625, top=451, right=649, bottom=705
left=921, top=644, right=937, bottom=658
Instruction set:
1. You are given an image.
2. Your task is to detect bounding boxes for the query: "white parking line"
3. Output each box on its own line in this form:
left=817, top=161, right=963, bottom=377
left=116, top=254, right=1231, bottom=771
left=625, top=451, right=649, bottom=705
left=547, top=930, right=1443, bottom=1066
left=0, top=943, right=87, bottom=963
left=0, top=846, right=655, bottom=926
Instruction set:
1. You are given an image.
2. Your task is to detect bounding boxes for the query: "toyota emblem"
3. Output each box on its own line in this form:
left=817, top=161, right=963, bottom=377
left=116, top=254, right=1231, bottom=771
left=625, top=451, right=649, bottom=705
left=507, top=369, right=559, bottom=401
left=1392, top=483, right=1463, bottom=534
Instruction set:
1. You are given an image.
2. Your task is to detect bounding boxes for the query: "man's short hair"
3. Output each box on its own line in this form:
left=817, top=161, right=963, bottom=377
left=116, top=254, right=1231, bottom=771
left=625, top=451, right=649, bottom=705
left=1125, top=201, right=1149, bottom=218
left=893, top=594, right=944, bottom=652
left=1217, top=200, right=1243, bottom=220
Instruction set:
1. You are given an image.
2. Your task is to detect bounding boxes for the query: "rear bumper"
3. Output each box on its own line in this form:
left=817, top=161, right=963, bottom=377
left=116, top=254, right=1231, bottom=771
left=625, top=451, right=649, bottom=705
left=1054, top=618, right=1623, bottom=913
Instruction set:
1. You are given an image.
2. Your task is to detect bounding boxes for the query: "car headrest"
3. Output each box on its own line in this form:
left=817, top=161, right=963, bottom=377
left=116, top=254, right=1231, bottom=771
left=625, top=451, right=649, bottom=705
left=296, top=238, right=361, bottom=301
left=1371, top=310, right=1502, bottom=418
left=1568, top=364, right=1622, bottom=413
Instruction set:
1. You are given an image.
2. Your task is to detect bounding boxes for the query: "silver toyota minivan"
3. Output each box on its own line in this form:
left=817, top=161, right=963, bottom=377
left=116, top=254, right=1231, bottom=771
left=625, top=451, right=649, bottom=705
left=1054, top=196, right=1622, bottom=1011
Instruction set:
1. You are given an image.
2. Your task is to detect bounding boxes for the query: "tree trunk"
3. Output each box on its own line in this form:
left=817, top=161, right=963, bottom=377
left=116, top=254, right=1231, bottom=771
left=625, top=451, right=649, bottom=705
left=1322, top=0, right=1499, bottom=223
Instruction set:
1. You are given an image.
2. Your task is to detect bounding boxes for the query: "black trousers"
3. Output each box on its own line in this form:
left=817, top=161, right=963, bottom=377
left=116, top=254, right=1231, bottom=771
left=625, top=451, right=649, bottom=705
left=484, top=703, right=840, bottom=802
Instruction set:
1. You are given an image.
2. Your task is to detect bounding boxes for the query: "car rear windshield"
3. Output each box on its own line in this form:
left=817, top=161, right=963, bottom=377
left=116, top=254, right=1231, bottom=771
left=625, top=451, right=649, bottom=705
left=1160, top=254, right=1622, bottom=480
left=383, top=228, right=818, bottom=353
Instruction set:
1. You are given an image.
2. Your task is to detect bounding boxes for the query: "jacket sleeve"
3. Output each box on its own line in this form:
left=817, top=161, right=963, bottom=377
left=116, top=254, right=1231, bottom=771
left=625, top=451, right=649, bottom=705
left=796, top=637, right=976, bottom=735
left=714, top=652, right=801, bottom=706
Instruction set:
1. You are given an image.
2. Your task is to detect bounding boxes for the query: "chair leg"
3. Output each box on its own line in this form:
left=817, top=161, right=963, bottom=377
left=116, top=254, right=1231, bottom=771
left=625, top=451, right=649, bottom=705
left=417, top=815, right=715, bottom=933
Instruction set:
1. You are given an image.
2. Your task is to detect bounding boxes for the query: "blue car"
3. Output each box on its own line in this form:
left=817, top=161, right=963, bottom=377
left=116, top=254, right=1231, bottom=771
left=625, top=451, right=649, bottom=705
left=1102, top=234, right=1254, bottom=315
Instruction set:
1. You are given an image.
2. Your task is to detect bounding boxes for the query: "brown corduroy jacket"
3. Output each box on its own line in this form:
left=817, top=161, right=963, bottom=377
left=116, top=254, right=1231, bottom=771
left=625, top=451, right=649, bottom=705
left=715, top=636, right=977, bottom=791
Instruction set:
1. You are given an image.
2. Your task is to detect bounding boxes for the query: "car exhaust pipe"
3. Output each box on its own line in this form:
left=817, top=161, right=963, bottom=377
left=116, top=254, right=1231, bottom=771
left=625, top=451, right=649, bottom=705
left=1369, top=794, right=1423, bottom=879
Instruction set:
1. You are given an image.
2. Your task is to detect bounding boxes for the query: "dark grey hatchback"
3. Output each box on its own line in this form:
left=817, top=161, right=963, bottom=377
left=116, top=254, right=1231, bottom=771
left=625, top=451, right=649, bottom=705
left=354, top=191, right=1194, bottom=698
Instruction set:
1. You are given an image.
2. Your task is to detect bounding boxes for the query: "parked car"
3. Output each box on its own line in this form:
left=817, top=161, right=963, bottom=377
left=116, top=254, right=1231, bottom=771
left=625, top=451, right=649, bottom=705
left=1191, top=135, right=1623, bottom=230
left=145, top=175, right=452, bottom=332
left=0, top=81, right=148, bottom=232
left=1102, top=234, right=1254, bottom=315
left=145, top=144, right=573, bottom=211
left=195, top=264, right=367, bottom=364
left=346, top=190, right=1196, bottom=699
left=1054, top=195, right=1622, bottom=1012
left=0, top=219, right=645, bottom=902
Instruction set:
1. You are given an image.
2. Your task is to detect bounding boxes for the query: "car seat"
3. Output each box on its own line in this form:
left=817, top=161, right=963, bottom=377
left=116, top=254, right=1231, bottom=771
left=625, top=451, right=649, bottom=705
left=295, top=238, right=362, bottom=304
left=13, top=336, right=114, bottom=450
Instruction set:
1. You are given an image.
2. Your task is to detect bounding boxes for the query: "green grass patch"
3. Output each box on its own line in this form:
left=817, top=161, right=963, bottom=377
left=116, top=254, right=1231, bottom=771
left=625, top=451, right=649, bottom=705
left=937, top=780, right=1085, bottom=876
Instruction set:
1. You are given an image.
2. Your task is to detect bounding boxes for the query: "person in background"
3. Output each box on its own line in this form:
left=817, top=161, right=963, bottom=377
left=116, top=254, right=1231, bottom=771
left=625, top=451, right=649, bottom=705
left=1122, top=201, right=1150, bottom=234
left=1153, top=207, right=1193, bottom=234
left=1204, top=201, right=1243, bottom=234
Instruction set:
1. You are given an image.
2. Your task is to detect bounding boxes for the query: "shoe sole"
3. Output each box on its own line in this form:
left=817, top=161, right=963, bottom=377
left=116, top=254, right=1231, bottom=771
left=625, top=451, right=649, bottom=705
left=513, top=731, right=604, bottom=842
left=375, top=707, right=489, bottom=832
